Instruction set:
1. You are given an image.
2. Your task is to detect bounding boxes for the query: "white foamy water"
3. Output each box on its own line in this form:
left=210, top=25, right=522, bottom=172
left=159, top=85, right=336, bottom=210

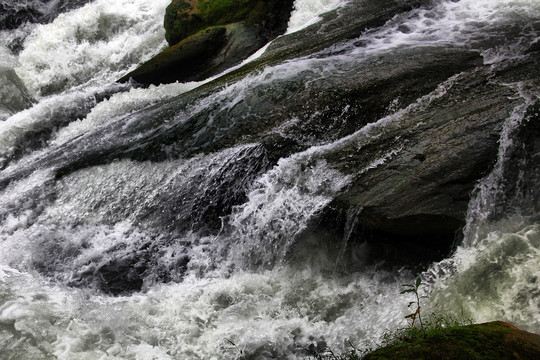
left=345, top=0, right=540, bottom=62
left=228, top=156, right=351, bottom=268
left=0, top=83, right=128, bottom=162
left=0, top=261, right=413, bottom=359
left=51, top=81, right=201, bottom=146
left=15, top=0, right=171, bottom=96
left=286, top=0, right=345, bottom=34
left=426, top=221, right=540, bottom=333
left=0, top=139, right=409, bottom=359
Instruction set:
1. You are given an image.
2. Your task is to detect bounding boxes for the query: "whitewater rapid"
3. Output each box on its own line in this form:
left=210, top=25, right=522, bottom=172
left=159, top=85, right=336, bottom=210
left=0, top=0, right=539, bottom=359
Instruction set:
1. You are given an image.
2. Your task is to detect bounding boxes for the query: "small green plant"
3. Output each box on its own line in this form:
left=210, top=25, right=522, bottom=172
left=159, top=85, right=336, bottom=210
left=305, top=277, right=474, bottom=359
left=400, top=277, right=426, bottom=331
left=378, top=278, right=473, bottom=346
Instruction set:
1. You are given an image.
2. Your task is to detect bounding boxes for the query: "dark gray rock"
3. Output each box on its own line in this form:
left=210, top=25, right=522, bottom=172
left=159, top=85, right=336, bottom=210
left=324, top=54, right=540, bottom=238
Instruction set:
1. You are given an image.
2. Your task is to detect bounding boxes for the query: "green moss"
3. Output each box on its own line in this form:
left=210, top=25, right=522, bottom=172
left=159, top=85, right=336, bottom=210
left=164, top=1, right=205, bottom=45
left=307, top=322, right=540, bottom=360
left=164, top=0, right=261, bottom=45
left=362, top=322, right=538, bottom=360
left=197, top=0, right=257, bottom=25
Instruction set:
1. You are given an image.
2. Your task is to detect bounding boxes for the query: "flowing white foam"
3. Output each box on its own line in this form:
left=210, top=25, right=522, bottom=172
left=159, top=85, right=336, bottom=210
left=426, top=222, right=540, bottom=333
left=0, top=45, right=18, bottom=68
left=0, top=83, right=127, bottom=162
left=346, top=0, right=540, bottom=62
left=286, top=0, right=345, bottom=34
left=15, top=0, right=170, bottom=96
left=0, top=259, right=412, bottom=359
left=51, top=81, right=201, bottom=146
left=228, top=157, right=351, bottom=267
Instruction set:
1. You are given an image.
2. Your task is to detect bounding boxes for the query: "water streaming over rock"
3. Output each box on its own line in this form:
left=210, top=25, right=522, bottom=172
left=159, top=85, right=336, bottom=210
left=0, top=0, right=539, bottom=358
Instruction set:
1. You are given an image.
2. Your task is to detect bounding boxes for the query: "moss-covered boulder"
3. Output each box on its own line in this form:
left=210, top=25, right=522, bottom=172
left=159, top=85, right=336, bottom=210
left=164, top=0, right=294, bottom=46
left=118, top=26, right=228, bottom=85
left=363, top=322, right=540, bottom=360
left=119, top=0, right=293, bottom=85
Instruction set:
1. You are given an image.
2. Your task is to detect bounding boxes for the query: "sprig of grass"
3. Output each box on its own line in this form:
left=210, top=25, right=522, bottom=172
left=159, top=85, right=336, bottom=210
left=305, top=277, right=473, bottom=359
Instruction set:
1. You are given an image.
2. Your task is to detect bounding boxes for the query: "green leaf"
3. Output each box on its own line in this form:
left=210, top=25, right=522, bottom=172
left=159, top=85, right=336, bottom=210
left=400, top=289, right=415, bottom=294
left=416, top=278, right=422, bottom=288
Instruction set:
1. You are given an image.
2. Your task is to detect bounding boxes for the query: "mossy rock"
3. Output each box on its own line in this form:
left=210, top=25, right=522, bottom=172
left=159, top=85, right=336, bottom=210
left=121, top=0, right=293, bottom=85
left=363, top=322, right=540, bottom=360
left=164, top=0, right=294, bottom=46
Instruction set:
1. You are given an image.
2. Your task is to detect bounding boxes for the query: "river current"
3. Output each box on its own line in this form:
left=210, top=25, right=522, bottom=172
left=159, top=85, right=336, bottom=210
left=0, top=0, right=539, bottom=359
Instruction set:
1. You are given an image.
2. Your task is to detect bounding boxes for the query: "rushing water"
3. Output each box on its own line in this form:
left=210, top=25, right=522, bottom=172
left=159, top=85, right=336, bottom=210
left=0, top=0, right=539, bottom=359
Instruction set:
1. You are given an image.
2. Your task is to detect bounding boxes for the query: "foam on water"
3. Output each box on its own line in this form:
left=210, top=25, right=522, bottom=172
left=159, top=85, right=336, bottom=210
left=0, top=262, right=412, bottom=359
left=15, top=0, right=170, bottom=96
left=51, top=81, right=202, bottom=146
left=228, top=156, right=351, bottom=268
left=0, top=83, right=128, bottom=164
left=344, top=0, right=540, bottom=63
left=286, top=0, right=345, bottom=34
left=0, top=138, right=413, bottom=359
left=426, top=221, right=540, bottom=333
left=0, top=44, right=18, bottom=67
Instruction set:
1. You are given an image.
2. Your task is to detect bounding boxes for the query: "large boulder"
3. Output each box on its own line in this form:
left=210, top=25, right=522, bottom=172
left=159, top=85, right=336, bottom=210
left=118, top=22, right=265, bottom=85
left=164, top=0, right=294, bottom=46
left=119, top=0, right=294, bottom=85
left=322, top=54, right=540, bottom=243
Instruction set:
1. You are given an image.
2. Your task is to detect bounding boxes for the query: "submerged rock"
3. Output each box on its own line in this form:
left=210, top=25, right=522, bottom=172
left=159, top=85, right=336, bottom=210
left=119, top=0, right=294, bottom=85
left=362, top=321, right=540, bottom=360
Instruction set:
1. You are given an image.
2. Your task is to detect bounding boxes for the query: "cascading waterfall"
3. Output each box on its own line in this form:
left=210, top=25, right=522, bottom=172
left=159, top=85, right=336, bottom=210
left=0, top=0, right=539, bottom=359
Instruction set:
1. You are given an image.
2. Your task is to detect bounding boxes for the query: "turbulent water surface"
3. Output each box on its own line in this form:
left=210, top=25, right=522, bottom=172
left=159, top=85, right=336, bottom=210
left=0, top=0, right=539, bottom=359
